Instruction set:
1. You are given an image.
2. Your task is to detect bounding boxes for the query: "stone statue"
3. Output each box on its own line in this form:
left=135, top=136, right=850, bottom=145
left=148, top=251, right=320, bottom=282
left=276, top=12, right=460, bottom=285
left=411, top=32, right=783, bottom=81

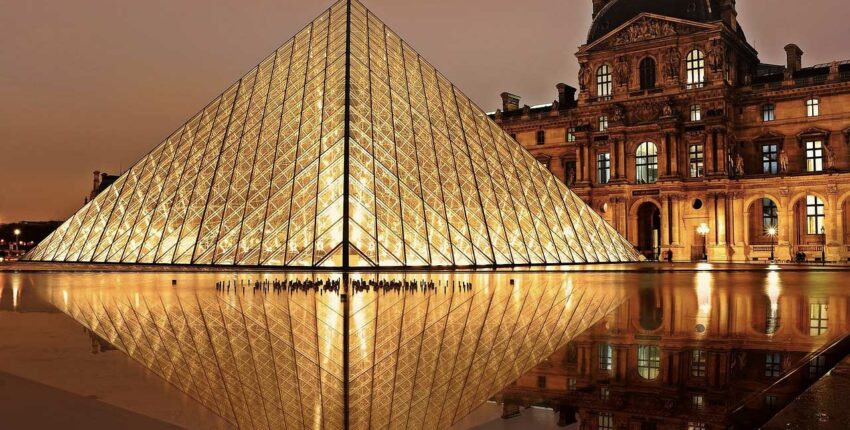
left=735, top=153, right=745, bottom=176
left=567, top=167, right=576, bottom=188
left=578, top=64, right=590, bottom=92
left=611, top=104, right=626, bottom=124
left=662, top=99, right=675, bottom=117
left=779, top=148, right=790, bottom=173
left=709, top=40, right=726, bottom=73
left=825, top=144, right=835, bottom=170
left=615, top=56, right=631, bottom=87
left=664, top=48, right=681, bottom=81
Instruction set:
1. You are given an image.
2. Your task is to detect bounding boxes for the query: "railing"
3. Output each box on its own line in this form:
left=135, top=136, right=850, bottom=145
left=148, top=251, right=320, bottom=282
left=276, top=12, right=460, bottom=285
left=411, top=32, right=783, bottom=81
left=750, top=245, right=774, bottom=253
left=795, top=245, right=824, bottom=253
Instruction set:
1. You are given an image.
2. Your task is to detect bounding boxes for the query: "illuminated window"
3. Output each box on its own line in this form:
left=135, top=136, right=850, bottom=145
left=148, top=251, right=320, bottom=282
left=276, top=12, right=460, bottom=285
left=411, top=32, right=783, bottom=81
left=690, top=104, right=702, bottom=121
left=636, top=142, right=658, bottom=184
left=639, top=57, right=657, bottom=90
left=806, top=97, right=820, bottom=117
left=762, top=144, right=778, bottom=174
left=691, top=349, right=707, bottom=377
left=638, top=345, right=661, bottom=380
left=567, top=127, right=576, bottom=142
left=599, top=343, right=613, bottom=370
left=686, top=50, right=705, bottom=89
left=599, top=413, right=614, bottom=430
left=597, top=65, right=613, bottom=98
left=765, top=352, right=782, bottom=377
left=806, top=140, right=823, bottom=172
left=763, top=103, right=776, bottom=122
left=688, top=422, right=707, bottom=430
left=806, top=195, right=825, bottom=235
left=536, top=130, right=545, bottom=145
left=598, top=116, right=609, bottom=132
left=597, top=153, right=611, bottom=185
left=689, top=144, right=704, bottom=178
left=600, top=386, right=610, bottom=400
left=762, top=199, right=778, bottom=231
left=809, top=303, right=828, bottom=336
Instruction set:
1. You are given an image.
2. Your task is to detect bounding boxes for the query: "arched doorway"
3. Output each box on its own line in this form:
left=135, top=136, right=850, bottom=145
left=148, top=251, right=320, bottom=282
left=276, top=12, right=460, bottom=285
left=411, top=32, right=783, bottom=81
left=636, top=202, right=661, bottom=260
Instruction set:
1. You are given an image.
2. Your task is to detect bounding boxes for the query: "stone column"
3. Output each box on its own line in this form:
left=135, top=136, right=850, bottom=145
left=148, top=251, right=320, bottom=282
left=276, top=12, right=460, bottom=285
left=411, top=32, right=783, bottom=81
left=575, top=145, right=584, bottom=182
left=703, top=132, right=714, bottom=175
left=609, top=139, right=618, bottom=181
left=671, top=195, right=682, bottom=246
left=659, top=134, right=669, bottom=177
left=731, top=192, right=747, bottom=262
left=661, top=196, right=671, bottom=248
left=717, top=192, right=728, bottom=245
left=670, top=133, right=680, bottom=176
left=716, top=128, right=728, bottom=176
left=781, top=190, right=795, bottom=260
left=583, top=144, right=591, bottom=183
left=619, top=139, right=627, bottom=181
left=826, top=188, right=841, bottom=261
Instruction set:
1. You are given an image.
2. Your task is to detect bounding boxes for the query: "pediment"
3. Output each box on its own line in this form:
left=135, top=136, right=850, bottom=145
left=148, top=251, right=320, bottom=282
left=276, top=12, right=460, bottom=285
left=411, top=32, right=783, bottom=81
left=753, top=131, right=785, bottom=142
left=583, top=13, right=717, bottom=52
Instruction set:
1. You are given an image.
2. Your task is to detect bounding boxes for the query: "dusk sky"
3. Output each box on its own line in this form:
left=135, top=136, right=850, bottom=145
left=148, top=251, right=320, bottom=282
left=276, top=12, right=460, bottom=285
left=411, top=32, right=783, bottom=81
left=2, top=0, right=848, bottom=222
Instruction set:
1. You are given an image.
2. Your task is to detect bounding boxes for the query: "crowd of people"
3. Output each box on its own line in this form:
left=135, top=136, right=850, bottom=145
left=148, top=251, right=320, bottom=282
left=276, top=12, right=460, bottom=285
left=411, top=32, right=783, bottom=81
left=213, top=277, right=474, bottom=295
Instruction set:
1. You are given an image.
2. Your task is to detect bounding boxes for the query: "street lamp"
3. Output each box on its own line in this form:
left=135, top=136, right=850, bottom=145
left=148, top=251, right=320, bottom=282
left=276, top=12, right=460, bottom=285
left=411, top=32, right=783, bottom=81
left=697, top=223, right=710, bottom=262
left=13, top=229, right=20, bottom=254
left=767, top=226, right=778, bottom=262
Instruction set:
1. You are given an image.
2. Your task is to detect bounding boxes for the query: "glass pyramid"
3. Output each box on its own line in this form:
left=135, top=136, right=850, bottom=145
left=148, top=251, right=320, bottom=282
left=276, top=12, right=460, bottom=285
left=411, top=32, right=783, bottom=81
left=25, top=0, right=639, bottom=268
left=39, top=271, right=626, bottom=430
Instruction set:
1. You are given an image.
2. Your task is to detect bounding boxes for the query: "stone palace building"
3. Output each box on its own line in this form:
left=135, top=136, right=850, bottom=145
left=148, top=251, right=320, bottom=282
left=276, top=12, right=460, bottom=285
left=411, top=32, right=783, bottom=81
left=492, top=0, right=850, bottom=262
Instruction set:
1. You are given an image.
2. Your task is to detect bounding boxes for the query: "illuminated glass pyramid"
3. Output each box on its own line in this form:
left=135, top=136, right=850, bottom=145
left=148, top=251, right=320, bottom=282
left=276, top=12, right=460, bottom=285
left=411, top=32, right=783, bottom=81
left=43, top=271, right=626, bottom=430
left=26, top=0, right=639, bottom=268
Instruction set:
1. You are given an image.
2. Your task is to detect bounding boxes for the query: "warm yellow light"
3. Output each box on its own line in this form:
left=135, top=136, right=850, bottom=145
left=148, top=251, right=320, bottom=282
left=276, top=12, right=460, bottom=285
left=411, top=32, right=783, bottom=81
left=767, top=227, right=777, bottom=237
left=13, top=229, right=21, bottom=236
left=696, top=223, right=710, bottom=236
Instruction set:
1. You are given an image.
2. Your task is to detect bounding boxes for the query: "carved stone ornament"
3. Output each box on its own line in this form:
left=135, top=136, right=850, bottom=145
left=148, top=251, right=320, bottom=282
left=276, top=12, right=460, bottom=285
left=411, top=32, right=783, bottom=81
left=578, top=63, right=591, bottom=92
left=663, top=48, right=681, bottom=81
left=615, top=56, right=631, bottom=87
left=611, top=17, right=677, bottom=46
left=630, top=100, right=664, bottom=124
left=611, top=104, right=626, bottom=124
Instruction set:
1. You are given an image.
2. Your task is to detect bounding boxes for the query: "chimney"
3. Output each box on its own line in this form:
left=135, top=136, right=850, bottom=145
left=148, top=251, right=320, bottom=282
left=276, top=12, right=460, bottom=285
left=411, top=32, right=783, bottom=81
left=92, top=171, right=102, bottom=192
left=720, top=0, right=738, bottom=31
left=592, top=0, right=612, bottom=19
left=500, top=92, right=521, bottom=111
left=784, top=44, right=803, bottom=74
left=556, top=83, right=577, bottom=108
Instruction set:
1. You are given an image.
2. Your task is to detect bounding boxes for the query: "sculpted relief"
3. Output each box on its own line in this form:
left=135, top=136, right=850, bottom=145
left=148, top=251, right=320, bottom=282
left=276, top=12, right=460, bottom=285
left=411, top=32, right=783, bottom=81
left=611, top=18, right=677, bottom=46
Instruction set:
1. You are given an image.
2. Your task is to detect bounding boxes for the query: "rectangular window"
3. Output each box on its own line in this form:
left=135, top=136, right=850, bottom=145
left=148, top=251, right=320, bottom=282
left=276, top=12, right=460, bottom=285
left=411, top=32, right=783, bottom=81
left=692, top=394, right=705, bottom=410
left=763, top=103, right=776, bottom=121
left=689, top=144, right=704, bottom=178
left=807, top=98, right=820, bottom=117
left=765, top=352, right=782, bottom=377
left=765, top=395, right=778, bottom=410
left=807, top=196, right=825, bottom=235
left=809, top=303, right=828, bottom=336
left=690, top=104, right=702, bottom=121
left=806, top=140, right=823, bottom=172
left=598, top=413, right=614, bottom=430
left=600, top=386, right=610, bottom=400
left=536, top=130, right=546, bottom=145
left=599, top=343, right=613, bottom=371
left=688, top=422, right=707, bottom=430
left=691, top=350, right=707, bottom=377
left=762, top=199, right=778, bottom=231
left=598, top=116, right=609, bottom=132
left=567, top=127, right=576, bottom=142
left=809, top=355, right=828, bottom=378
left=638, top=345, right=661, bottom=380
left=597, top=153, right=611, bottom=185
left=568, top=378, right=577, bottom=391
left=762, top=144, right=779, bottom=174
left=537, top=375, right=547, bottom=388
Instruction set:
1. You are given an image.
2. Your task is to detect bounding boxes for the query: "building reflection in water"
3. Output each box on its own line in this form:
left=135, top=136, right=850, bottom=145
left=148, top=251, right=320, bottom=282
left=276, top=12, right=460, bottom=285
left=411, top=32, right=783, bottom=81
left=11, top=270, right=626, bottom=430
left=496, top=269, right=850, bottom=430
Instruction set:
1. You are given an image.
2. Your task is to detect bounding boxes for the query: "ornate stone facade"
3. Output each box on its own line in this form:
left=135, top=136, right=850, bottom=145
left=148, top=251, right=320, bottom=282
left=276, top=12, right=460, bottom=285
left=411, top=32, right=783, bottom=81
left=493, top=1, right=850, bottom=262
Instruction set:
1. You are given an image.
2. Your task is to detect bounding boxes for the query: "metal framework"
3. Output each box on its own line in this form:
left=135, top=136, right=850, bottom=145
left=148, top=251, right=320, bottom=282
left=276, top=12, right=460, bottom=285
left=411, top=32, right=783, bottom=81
left=25, top=0, right=640, bottom=268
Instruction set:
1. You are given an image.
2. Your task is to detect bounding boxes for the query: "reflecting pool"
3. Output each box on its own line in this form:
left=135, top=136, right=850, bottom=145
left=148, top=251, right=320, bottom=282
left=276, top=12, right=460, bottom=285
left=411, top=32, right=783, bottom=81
left=1, top=264, right=848, bottom=430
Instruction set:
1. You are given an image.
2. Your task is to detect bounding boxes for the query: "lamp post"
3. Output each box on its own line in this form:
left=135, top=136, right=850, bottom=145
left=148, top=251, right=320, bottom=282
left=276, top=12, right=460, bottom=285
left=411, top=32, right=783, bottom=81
left=767, top=226, right=777, bottom=262
left=697, top=223, right=710, bottom=262
left=13, top=229, right=20, bottom=254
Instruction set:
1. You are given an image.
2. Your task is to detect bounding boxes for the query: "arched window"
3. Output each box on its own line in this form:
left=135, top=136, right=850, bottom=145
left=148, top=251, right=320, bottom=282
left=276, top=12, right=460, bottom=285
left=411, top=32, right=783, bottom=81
left=635, top=141, right=659, bottom=184
left=637, top=345, right=661, bottom=380
left=597, top=65, right=613, bottom=98
left=762, top=198, right=778, bottom=231
left=686, top=49, right=705, bottom=89
left=639, top=57, right=656, bottom=90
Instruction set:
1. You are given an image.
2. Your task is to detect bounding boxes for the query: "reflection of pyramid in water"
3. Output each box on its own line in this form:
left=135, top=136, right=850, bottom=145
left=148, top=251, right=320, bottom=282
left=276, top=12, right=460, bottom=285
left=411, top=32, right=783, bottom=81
left=48, top=272, right=625, bottom=430
left=26, top=0, right=639, bottom=268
